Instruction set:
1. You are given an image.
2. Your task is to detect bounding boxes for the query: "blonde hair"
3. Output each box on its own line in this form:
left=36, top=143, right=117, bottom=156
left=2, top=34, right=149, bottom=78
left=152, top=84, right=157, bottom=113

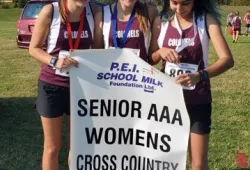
left=59, top=0, right=67, bottom=23
left=134, top=1, right=150, bottom=34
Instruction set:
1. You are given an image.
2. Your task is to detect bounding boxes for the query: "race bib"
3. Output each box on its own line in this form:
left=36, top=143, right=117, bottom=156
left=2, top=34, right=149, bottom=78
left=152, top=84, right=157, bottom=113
left=55, top=50, right=70, bottom=77
left=165, top=62, right=198, bottom=90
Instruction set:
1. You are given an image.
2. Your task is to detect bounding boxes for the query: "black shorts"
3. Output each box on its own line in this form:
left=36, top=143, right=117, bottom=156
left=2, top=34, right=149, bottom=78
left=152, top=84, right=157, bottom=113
left=246, top=24, right=250, bottom=28
left=36, top=80, right=70, bottom=118
left=186, top=103, right=212, bottom=135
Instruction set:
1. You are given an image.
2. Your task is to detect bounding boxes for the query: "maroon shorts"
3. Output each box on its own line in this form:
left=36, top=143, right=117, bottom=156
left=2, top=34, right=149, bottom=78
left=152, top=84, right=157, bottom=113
left=233, top=27, right=241, bottom=32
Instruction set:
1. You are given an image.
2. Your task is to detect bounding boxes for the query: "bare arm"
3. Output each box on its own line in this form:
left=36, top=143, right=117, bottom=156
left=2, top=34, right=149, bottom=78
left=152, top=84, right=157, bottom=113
left=29, top=4, right=79, bottom=69
left=92, top=6, right=104, bottom=49
left=176, top=14, right=234, bottom=87
left=244, top=14, right=247, bottom=23
left=146, top=3, right=158, bottom=25
left=205, top=13, right=234, bottom=78
left=148, top=16, right=161, bottom=65
left=29, top=4, right=53, bottom=65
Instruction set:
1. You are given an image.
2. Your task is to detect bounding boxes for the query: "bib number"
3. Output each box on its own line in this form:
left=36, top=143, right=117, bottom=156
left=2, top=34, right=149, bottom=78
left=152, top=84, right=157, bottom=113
left=55, top=50, right=70, bottom=77
left=165, top=62, right=198, bottom=90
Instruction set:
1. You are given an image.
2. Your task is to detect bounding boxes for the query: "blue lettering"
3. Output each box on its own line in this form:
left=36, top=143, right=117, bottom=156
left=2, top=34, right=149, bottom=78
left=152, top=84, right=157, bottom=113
left=110, top=73, right=118, bottom=79
left=141, top=76, right=163, bottom=87
left=97, top=73, right=103, bottom=79
left=144, top=84, right=154, bottom=93
left=132, top=64, right=137, bottom=72
left=118, top=73, right=125, bottom=80
left=157, top=82, right=163, bottom=87
left=110, top=62, right=119, bottom=71
left=141, top=76, right=151, bottom=83
left=104, top=73, right=111, bottom=80
left=121, top=63, right=129, bottom=72
left=126, top=74, right=133, bottom=81
left=97, top=72, right=138, bottom=81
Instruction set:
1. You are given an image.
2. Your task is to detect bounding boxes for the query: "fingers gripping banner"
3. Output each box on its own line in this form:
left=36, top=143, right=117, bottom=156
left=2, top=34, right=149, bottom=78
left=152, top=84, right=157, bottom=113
left=70, top=49, right=190, bottom=170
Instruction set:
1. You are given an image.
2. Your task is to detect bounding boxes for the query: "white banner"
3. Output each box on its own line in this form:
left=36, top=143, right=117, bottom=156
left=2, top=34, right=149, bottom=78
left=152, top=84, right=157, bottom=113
left=70, top=49, right=190, bottom=170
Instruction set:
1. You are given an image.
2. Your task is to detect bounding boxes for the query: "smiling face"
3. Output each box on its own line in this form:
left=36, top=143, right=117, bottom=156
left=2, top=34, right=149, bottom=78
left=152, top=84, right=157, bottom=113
left=169, top=0, right=194, bottom=19
left=118, top=0, right=137, bottom=8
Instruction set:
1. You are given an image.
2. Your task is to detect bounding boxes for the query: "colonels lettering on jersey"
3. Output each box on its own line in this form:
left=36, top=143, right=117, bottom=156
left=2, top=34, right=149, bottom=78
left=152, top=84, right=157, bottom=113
left=168, top=38, right=195, bottom=47
left=64, top=31, right=89, bottom=39
left=116, top=30, right=140, bottom=39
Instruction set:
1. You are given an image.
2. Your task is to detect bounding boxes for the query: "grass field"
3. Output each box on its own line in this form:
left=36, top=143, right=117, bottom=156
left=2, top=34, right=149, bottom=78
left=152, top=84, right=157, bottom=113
left=0, top=6, right=250, bottom=170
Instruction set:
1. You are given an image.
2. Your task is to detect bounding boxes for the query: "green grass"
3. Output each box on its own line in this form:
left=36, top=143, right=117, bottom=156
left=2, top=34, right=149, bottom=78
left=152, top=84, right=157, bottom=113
left=0, top=6, right=250, bottom=170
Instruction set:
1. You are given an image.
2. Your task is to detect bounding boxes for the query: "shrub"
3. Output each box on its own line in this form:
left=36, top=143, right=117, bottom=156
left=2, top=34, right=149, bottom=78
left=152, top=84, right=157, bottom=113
left=18, top=0, right=28, bottom=8
left=1, top=3, right=10, bottom=9
left=229, top=0, right=250, bottom=5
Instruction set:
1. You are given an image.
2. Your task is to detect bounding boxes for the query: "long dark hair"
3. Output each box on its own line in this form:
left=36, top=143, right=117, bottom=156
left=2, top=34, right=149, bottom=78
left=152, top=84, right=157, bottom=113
left=161, top=0, right=221, bottom=23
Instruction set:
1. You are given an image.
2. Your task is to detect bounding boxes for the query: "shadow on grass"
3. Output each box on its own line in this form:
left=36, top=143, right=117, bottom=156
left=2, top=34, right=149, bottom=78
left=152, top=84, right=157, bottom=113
left=0, top=97, right=69, bottom=170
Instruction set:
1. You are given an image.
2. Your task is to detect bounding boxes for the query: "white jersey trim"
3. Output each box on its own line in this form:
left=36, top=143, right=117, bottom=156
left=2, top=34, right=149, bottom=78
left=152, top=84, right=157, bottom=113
left=197, top=15, right=209, bottom=68
left=103, top=5, right=112, bottom=49
left=85, top=3, right=94, bottom=39
left=47, top=2, right=60, bottom=53
left=157, top=21, right=169, bottom=48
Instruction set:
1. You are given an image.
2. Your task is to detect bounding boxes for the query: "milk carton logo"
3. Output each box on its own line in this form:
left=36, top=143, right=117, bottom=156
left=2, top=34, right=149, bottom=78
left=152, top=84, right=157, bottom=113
left=96, top=62, right=163, bottom=93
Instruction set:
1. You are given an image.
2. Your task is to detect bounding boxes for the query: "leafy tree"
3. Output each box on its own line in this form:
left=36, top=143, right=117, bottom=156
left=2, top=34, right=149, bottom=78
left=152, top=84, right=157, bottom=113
left=18, top=0, right=28, bottom=8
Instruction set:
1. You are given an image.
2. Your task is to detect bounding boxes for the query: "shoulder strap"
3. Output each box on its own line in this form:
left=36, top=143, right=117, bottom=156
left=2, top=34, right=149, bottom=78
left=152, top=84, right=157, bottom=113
left=102, top=5, right=112, bottom=49
left=50, top=2, right=60, bottom=28
left=47, top=2, right=60, bottom=53
left=197, top=14, right=209, bottom=68
left=157, top=21, right=169, bottom=48
left=85, top=3, right=94, bottom=39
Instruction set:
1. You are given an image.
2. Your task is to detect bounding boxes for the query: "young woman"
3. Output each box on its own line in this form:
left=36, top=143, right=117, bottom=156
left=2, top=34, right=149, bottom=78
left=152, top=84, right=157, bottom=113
left=243, top=11, right=250, bottom=36
left=29, top=0, right=101, bottom=169
left=232, top=11, right=241, bottom=43
left=93, top=0, right=158, bottom=62
left=149, top=0, right=234, bottom=169
left=225, top=12, right=234, bottom=35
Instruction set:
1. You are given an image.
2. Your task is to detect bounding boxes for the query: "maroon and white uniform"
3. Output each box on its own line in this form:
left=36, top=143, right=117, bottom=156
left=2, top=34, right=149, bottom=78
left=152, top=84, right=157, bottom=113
left=39, top=2, right=94, bottom=87
left=102, top=5, right=150, bottom=62
left=232, top=16, right=241, bottom=31
left=158, top=15, right=211, bottom=105
left=157, top=14, right=213, bottom=134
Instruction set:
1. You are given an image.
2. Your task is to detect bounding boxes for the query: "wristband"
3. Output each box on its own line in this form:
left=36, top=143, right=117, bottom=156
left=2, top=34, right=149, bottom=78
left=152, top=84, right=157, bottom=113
left=49, top=57, right=58, bottom=69
left=198, top=70, right=209, bottom=82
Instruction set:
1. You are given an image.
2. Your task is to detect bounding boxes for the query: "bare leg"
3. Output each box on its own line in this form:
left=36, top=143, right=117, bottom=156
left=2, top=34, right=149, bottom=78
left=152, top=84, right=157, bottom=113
left=41, top=116, right=63, bottom=170
left=67, top=116, right=71, bottom=169
left=235, top=31, right=239, bottom=42
left=233, top=31, right=236, bottom=42
left=189, top=133, right=209, bottom=170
